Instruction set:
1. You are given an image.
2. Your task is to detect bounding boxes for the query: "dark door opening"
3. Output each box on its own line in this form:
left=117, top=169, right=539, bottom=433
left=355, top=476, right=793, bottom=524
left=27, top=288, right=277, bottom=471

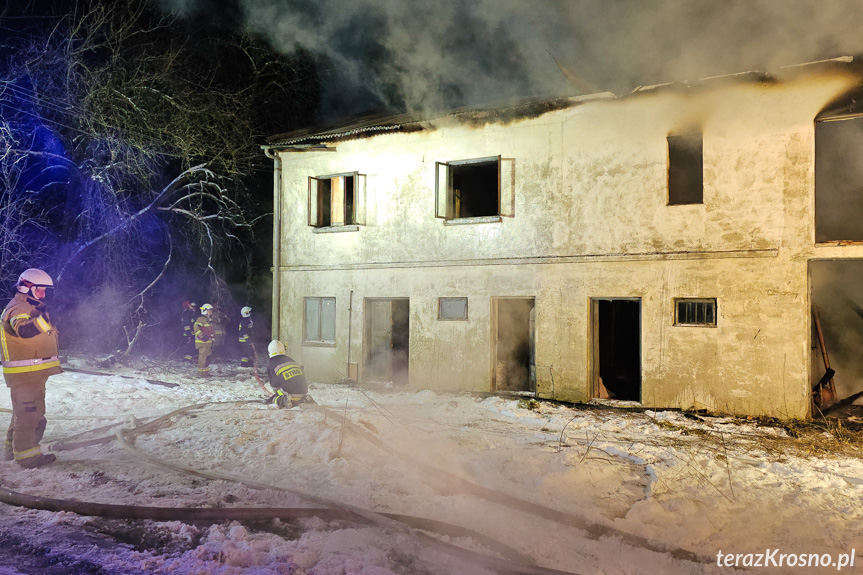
left=493, top=298, right=536, bottom=392
left=363, top=298, right=409, bottom=385
left=592, top=298, right=641, bottom=402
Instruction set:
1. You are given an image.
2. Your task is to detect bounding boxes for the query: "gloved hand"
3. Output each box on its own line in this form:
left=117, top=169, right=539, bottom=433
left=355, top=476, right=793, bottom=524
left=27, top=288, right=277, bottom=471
left=264, top=394, right=279, bottom=405
left=30, top=308, right=54, bottom=334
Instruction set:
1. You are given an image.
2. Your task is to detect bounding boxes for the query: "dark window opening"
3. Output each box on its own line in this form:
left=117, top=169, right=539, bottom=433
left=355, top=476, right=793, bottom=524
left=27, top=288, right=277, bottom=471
left=452, top=161, right=498, bottom=218
left=668, top=134, right=703, bottom=205
left=344, top=176, right=354, bottom=225
left=815, top=117, right=863, bottom=242
left=674, top=298, right=716, bottom=326
left=436, top=157, right=500, bottom=220
left=317, top=179, right=332, bottom=227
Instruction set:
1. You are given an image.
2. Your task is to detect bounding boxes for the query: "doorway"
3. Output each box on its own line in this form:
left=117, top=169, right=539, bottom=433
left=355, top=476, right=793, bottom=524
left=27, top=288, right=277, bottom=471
left=492, top=297, right=536, bottom=392
left=363, top=298, right=410, bottom=385
left=591, top=298, right=641, bottom=401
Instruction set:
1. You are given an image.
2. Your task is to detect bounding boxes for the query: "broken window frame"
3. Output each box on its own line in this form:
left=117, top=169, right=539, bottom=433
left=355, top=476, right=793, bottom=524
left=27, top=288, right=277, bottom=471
left=303, top=296, right=336, bottom=345
left=673, top=298, right=717, bottom=327
left=308, top=172, right=365, bottom=228
left=438, top=297, right=469, bottom=321
left=667, top=133, right=704, bottom=206
left=435, top=156, right=515, bottom=220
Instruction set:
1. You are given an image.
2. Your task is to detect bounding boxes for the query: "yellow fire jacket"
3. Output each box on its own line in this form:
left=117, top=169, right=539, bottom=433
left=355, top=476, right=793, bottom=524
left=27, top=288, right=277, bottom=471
left=0, top=293, right=61, bottom=376
left=194, top=314, right=214, bottom=349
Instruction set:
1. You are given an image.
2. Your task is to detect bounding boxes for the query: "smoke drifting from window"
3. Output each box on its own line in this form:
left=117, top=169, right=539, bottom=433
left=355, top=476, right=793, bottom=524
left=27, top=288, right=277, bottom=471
left=154, top=0, right=863, bottom=120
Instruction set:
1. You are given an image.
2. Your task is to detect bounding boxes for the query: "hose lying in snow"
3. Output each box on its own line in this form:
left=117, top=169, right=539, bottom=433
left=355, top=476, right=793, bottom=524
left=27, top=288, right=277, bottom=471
left=43, top=399, right=702, bottom=569
left=312, top=403, right=712, bottom=566
left=49, top=403, right=209, bottom=452
left=0, top=484, right=580, bottom=575
left=111, top=428, right=590, bottom=575
left=62, top=367, right=179, bottom=388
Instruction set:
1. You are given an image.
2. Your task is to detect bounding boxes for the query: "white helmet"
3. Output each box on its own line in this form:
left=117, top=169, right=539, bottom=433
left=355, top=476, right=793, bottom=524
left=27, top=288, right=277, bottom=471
left=268, top=340, right=286, bottom=357
left=16, top=268, right=53, bottom=295
left=241, top=306, right=252, bottom=317
left=200, top=303, right=213, bottom=313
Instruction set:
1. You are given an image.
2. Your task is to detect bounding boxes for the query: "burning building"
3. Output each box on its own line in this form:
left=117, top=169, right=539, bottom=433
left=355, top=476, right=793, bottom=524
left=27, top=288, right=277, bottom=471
left=263, top=56, right=863, bottom=419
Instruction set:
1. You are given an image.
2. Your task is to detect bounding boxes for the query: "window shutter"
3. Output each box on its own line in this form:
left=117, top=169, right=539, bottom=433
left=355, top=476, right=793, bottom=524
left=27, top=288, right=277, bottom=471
left=308, top=177, right=321, bottom=227
left=500, top=157, right=515, bottom=217
left=354, top=171, right=365, bottom=225
left=435, top=161, right=451, bottom=219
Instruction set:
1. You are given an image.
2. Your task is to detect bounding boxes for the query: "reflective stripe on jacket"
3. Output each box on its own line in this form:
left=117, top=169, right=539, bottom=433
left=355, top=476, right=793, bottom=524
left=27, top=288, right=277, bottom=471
left=0, top=293, right=61, bottom=376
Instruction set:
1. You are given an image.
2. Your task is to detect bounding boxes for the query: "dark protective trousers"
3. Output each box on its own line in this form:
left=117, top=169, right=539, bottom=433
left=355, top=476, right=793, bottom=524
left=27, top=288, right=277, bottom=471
left=4, top=371, right=49, bottom=462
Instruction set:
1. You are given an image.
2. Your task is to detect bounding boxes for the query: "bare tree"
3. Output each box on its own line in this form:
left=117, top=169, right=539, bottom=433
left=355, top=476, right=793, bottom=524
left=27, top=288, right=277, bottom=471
left=0, top=0, right=316, bottom=359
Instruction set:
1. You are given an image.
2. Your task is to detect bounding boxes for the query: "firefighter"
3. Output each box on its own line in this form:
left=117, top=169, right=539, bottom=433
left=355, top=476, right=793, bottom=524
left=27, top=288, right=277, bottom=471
left=238, top=306, right=253, bottom=367
left=1, top=268, right=61, bottom=468
left=194, top=303, right=215, bottom=376
left=265, top=340, right=315, bottom=408
left=181, top=300, right=197, bottom=361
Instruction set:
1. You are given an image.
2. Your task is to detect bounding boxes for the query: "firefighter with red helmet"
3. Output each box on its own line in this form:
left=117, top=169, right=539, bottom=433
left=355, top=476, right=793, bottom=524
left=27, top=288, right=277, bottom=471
left=194, top=304, right=215, bottom=376
left=1, top=268, right=61, bottom=468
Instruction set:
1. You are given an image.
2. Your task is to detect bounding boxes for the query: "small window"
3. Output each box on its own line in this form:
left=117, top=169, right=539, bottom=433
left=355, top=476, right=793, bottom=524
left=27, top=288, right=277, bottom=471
left=436, top=157, right=501, bottom=219
left=667, top=134, right=703, bottom=205
left=674, top=298, right=716, bottom=326
left=304, top=297, right=336, bottom=343
left=438, top=297, right=468, bottom=321
left=308, top=173, right=363, bottom=228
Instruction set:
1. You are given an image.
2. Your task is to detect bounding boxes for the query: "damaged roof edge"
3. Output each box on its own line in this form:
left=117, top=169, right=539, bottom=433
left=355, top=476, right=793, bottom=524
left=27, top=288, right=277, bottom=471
left=265, top=93, right=615, bottom=148
left=266, top=56, right=861, bottom=148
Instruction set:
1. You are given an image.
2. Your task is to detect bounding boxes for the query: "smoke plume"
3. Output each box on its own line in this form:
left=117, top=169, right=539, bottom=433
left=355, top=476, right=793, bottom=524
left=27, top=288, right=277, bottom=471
left=153, top=0, right=863, bottom=120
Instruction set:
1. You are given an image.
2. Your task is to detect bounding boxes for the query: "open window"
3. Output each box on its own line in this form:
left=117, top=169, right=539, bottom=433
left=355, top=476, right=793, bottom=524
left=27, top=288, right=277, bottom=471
left=308, top=172, right=365, bottom=228
left=435, top=156, right=515, bottom=220
left=815, top=117, right=863, bottom=242
left=667, top=134, right=703, bottom=205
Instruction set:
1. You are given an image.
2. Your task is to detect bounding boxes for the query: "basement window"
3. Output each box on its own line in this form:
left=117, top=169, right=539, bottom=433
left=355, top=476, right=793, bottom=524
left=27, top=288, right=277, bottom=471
left=438, top=297, right=468, bottom=321
left=308, top=172, right=364, bottom=229
left=436, top=156, right=514, bottom=221
left=667, top=134, right=703, bottom=205
left=304, top=297, right=336, bottom=345
left=815, top=116, right=863, bottom=242
left=674, top=298, right=716, bottom=326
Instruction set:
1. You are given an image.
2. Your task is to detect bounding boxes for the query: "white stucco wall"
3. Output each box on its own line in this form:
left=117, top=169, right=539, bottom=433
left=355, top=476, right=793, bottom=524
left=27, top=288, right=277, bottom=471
left=272, top=70, right=858, bottom=419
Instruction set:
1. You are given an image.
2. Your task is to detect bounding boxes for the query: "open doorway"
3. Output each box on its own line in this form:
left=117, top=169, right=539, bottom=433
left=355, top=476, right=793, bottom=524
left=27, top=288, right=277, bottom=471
left=492, top=297, right=536, bottom=392
left=363, top=298, right=409, bottom=385
left=590, top=298, right=641, bottom=402
left=809, top=261, right=863, bottom=407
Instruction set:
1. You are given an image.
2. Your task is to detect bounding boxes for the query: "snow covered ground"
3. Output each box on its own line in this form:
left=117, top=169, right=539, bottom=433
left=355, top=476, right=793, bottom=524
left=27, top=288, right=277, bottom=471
left=0, top=356, right=861, bottom=574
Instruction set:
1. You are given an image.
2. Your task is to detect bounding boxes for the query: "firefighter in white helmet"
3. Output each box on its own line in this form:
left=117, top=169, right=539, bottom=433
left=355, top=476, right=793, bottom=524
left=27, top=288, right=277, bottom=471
left=1, top=268, right=61, bottom=468
left=193, top=304, right=215, bottom=376
left=238, top=306, right=253, bottom=367
left=265, top=340, right=315, bottom=407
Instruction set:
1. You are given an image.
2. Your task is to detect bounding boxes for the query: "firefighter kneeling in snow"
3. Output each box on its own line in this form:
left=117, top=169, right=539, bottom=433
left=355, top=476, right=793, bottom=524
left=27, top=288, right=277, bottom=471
left=265, top=340, right=315, bottom=408
left=2, top=268, right=61, bottom=469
